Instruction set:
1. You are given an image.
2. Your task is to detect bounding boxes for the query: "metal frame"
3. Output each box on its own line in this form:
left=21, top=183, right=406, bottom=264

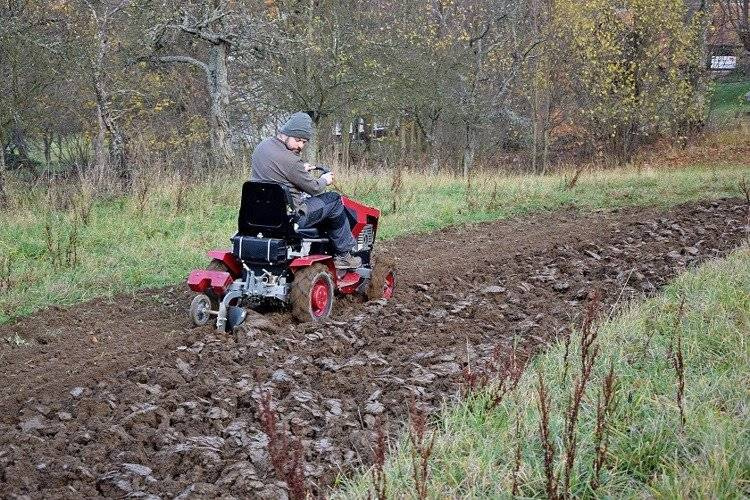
left=215, top=267, right=293, bottom=331
left=287, top=238, right=328, bottom=258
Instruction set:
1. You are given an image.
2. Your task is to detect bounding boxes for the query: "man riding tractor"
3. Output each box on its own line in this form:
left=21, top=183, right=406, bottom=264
left=185, top=112, right=395, bottom=330
left=251, top=111, right=361, bottom=270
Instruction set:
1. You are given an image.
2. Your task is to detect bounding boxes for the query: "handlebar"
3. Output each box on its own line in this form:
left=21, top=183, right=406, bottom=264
left=311, top=164, right=331, bottom=174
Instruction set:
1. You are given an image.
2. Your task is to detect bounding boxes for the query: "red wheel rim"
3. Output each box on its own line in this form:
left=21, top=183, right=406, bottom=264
left=310, top=277, right=331, bottom=317
left=383, top=272, right=395, bottom=299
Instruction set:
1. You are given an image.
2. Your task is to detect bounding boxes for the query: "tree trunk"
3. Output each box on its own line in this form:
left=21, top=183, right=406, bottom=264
left=429, top=145, right=439, bottom=173
left=307, top=112, right=320, bottom=165
left=399, top=118, right=408, bottom=165
left=531, top=0, right=541, bottom=174
left=693, top=0, right=711, bottom=128
left=532, top=81, right=540, bottom=174
left=110, top=128, right=127, bottom=183
left=94, top=98, right=126, bottom=185
left=343, top=121, right=351, bottom=169
left=409, top=118, right=417, bottom=155
left=361, top=116, right=372, bottom=152
left=93, top=106, right=107, bottom=183
left=207, top=41, right=232, bottom=169
left=739, top=0, right=750, bottom=52
left=307, top=124, right=319, bottom=165
left=462, top=125, right=476, bottom=178
left=332, top=118, right=341, bottom=167
left=427, top=126, right=440, bottom=174
left=542, top=125, right=550, bottom=174
left=90, top=5, right=128, bottom=187
left=43, top=129, right=52, bottom=174
left=742, top=1, right=750, bottom=51
left=0, top=142, right=7, bottom=209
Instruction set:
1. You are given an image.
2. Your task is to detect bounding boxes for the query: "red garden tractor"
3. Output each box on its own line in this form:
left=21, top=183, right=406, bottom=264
left=187, top=180, right=395, bottom=331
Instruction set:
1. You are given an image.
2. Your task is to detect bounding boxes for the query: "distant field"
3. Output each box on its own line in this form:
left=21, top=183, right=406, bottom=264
left=709, top=80, right=750, bottom=121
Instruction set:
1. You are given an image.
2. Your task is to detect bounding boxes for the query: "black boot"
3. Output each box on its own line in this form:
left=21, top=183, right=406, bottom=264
left=334, top=252, right=362, bottom=269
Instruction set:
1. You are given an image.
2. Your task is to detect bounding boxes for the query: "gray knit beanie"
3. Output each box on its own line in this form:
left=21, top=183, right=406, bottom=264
left=280, top=112, right=313, bottom=140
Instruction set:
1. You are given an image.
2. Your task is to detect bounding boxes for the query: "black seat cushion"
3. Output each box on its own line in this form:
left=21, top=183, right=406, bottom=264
left=296, top=227, right=323, bottom=238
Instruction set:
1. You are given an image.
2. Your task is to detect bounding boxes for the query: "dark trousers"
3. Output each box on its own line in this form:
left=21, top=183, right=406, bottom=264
left=298, top=192, right=356, bottom=254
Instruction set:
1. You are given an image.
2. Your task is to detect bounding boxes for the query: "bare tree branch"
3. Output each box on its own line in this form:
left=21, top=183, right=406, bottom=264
left=166, top=8, right=234, bottom=46
left=157, top=55, right=209, bottom=74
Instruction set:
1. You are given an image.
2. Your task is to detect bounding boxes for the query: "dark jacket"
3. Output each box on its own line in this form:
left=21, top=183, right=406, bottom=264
left=250, top=137, right=326, bottom=210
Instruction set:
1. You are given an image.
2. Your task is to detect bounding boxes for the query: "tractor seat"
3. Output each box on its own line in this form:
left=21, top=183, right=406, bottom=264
left=296, top=227, right=323, bottom=238
left=237, top=181, right=330, bottom=242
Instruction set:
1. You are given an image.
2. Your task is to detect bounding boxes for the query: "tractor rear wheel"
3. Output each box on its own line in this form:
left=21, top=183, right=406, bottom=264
left=291, top=263, right=334, bottom=322
left=367, top=253, right=396, bottom=300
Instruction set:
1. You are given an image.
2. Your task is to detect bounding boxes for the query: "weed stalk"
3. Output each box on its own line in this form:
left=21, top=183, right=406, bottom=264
left=564, top=164, right=586, bottom=190
left=670, top=296, right=687, bottom=430
left=739, top=177, right=750, bottom=245
left=408, top=401, right=435, bottom=500
left=465, top=172, right=477, bottom=210
left=561, top=291, right=601, bottom=497
left=511, top=411, right=523, bottom=496
left=0, top=254, right=12, bottom=293
left=537, top=370, right=558, bottom=500
left=43, top=215, right=80, bottom=269
left=74, top=180, right=95, bottom=226
left=257, top=389, right=308, bottom=500
left=390, top=161, right=403, bottom=213
left=461, top=342, right=527, bottom=409
left=134, top=177, right=150, bottom=215
left=560, top=332, right=572, bottom=386
left=173, top=173, right=188, bottom=215
left=487, top=181, right=499, bottom=210
left=370, top=415, right=388, bottom=500
left=591, top=361, right=616, bottom=491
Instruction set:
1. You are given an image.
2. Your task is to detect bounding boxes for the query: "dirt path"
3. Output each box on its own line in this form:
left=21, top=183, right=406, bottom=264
left=0, top=198, right=747, bottom=499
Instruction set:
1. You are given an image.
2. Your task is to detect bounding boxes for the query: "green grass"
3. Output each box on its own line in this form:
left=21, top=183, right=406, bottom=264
left=334, top=248, right=750, bottom=498
left=709, top=80, right=750, bottom=121
left=0, top=164, right=749, bottom=324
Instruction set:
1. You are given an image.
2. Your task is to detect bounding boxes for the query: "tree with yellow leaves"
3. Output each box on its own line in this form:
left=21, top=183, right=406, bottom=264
left=553, top=0, right=709, bottom=161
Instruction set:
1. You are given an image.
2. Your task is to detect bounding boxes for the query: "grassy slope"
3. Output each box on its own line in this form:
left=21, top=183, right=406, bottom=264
left=0, top=164, right=749, bottom=324
left=335, top=248, right=750, bottom=498
left=709, top=80, right=750, bottom=122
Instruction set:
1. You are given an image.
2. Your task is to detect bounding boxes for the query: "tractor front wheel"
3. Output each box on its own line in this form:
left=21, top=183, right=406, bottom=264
left=291, top=263, right=335, bottom=322
left=190, top=294, right=213, bottom=327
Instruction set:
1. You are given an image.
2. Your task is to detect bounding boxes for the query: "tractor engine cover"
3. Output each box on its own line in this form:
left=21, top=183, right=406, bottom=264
left=232, top=235, right=288, bottom=264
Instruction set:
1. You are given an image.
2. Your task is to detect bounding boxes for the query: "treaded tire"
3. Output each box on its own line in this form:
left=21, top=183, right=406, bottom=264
left=367, top=252, right=396, bottom=300
left=291, top=263, right=334, bottom=322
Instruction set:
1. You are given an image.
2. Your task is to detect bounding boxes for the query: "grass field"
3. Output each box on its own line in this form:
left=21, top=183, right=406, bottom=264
left=335, top=248, right=750, bottom=498
left=709, top=80, right=750, bottom=123
left=1, top=164, right=749, bottom=324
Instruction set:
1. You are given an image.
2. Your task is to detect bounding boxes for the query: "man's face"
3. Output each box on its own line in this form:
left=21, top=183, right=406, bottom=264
left=285, top=136, right=308, bottom=154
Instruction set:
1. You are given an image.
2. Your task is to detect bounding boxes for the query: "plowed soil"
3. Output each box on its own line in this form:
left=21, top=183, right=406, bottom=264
left=0, top=198, right=747, bottom=499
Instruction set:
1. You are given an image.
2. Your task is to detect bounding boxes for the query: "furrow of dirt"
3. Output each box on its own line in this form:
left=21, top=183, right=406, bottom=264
left=0, top=198, right=747, bottom=499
